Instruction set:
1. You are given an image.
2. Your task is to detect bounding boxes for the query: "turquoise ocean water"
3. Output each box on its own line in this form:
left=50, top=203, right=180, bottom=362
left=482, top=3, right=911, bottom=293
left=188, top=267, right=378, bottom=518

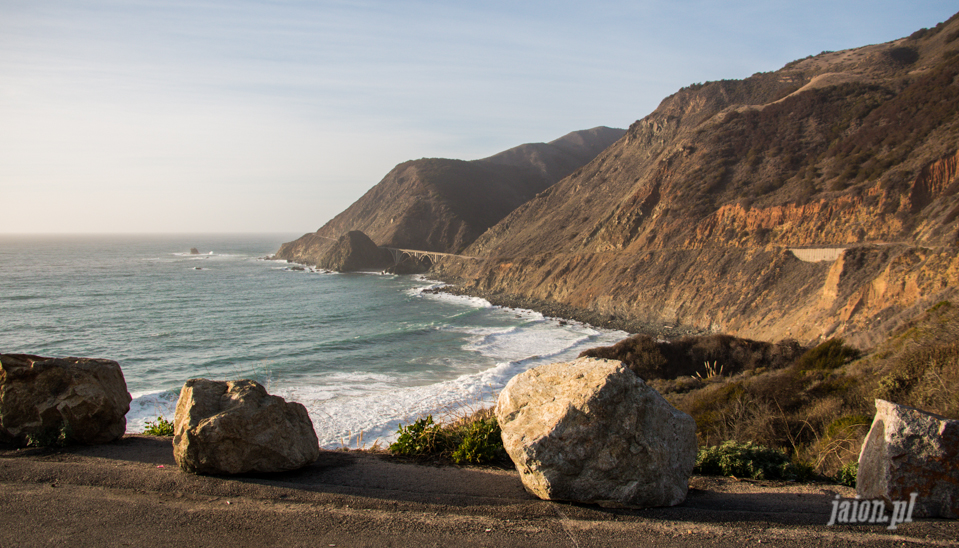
left=0, top=234, right=626, bottom=447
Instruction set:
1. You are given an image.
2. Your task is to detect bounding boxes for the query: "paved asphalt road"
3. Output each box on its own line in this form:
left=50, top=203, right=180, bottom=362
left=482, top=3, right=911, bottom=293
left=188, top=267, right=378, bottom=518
left=1, top=436, right=956, bottom=547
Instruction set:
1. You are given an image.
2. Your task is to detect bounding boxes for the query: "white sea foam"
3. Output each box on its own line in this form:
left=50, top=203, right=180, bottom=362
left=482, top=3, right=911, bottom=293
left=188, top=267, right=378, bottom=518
left=410, top=288, right=493, bottom=310
left=124, top=315, right=625, bottom=445
left=275, top=318, right=627, bottom=449
left=407, top=276, right=449, bottom=292
left=126, top=389, right=180, bottom=433
left=125, top=324, right=626, bottom=445
left=464, top=324, right=592, bottom=363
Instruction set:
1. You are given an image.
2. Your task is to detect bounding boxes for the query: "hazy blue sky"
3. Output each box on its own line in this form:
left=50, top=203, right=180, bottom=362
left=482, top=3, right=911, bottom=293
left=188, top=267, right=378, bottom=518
left=2, top=1, right=956, bottom=234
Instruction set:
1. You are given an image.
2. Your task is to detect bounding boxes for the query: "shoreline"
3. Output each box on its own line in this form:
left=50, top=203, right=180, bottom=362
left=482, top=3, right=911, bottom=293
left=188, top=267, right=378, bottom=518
left=122, top=268, right=640, bottom=446
left=270, top=259, right=707, bottom=340
left=427, top=279, right=708, bottom=340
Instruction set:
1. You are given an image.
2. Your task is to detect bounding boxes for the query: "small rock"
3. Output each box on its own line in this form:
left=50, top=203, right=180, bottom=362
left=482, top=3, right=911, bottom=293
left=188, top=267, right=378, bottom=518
left=857, top=399, right=959, bottom=518
left=496, top=357, right=697, bottom=508
left=173, top=379, right=320, bottom=475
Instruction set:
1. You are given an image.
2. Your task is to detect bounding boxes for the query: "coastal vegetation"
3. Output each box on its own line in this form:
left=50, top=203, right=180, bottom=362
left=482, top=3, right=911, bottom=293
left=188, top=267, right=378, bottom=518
left=584, top=300, right=959, bottom=480
left=24, top=421, right=73, bottom=448
left=835, top=461, right=859, bottom=487
left=143, top=416, right=175, bottom=437
left=389, top=408, right=507, bottom=465
left=693, top=440, right=811, bottom=481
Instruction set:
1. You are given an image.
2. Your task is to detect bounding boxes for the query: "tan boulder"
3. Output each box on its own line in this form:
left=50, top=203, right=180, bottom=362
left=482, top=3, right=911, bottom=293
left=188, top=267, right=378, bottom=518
left=495, top=357, right=697, bottom=508
left=173, top=379, right=320, bottom=474
left=857, top=399, right=959, bottom=518
left=0, top=354, right=131, bottom=446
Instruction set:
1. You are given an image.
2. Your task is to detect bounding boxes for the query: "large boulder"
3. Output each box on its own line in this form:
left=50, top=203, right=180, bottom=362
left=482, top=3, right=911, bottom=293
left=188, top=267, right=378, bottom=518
left=173, top=379, right=320, bottom=474
left=316, top=230, right=392, bottom=272
left=0, top=354, right=131, bottom=446
left=495, top=357, right=697, bottom=508
left=857, top=399, right=959, bottom=518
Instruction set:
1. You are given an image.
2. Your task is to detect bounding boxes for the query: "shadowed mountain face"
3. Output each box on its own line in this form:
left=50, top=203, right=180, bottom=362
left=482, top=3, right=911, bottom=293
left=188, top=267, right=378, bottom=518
left=433, top=12, right=959, bottom=346
left=275, top=126, right=625, bottom=265
left=480, top=126, right=628, bottom=183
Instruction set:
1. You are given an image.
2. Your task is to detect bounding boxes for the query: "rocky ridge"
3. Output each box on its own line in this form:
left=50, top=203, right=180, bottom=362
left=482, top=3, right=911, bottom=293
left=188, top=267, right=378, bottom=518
left=275, top=127, right=625, bottom=265
left=433, top=13, right=959, bottom=346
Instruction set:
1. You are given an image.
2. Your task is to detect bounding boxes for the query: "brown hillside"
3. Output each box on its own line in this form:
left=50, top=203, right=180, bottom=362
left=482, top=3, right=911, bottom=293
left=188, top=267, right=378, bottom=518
left=275, top=127, right=625, bottom=265
left=433, top=12, right=959, bottom=346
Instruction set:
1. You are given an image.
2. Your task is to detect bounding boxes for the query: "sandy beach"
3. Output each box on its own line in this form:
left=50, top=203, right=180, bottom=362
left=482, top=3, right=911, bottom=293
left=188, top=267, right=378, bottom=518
left=1, top=436, right=956, bottom=547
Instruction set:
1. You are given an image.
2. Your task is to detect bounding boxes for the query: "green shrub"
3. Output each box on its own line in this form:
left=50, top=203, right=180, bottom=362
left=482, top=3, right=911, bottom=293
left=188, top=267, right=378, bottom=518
left=389, top=411, right=507, bottom=465
left=695, top=440, right=804, bottom=480
left=824, top=414, right=871, bottom=439
left=874, top=343, right=959, bottom=418
left=885, top=46, right=919, bottom=66
left=389, top=415, right=449, bottom=457
left=795, top=338, right=860, bottom=372
left=929, top=300, right=952, bottom=312
left=143, top=416, right=175, bottom=437
left=790, top=459, right=817, bottom=482
left=451, top=416, right=506, bottom=465
left=836, top=461, right=858, bottom=487
left=24, top=421, right=73, bottom=448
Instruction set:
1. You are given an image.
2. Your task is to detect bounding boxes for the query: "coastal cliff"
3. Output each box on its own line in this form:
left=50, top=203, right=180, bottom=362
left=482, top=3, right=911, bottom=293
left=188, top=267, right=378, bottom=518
left=275, top=126, right=625, bottom=264
left=433, top=13, right=959, bottom=346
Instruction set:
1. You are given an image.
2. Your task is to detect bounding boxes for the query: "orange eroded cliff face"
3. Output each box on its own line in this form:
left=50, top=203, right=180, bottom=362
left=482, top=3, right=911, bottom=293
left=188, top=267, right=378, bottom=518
left=684, top=188, right=913, bottom=249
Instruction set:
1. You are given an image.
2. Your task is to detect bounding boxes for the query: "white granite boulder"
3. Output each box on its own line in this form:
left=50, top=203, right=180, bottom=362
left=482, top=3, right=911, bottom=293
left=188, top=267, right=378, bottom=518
left=173, top=379, right=320, bottom=475
left=495, top=357, right=697, bottom=508
left=0, top=354, right=131, bottom=446
left=857, top=399, right=959, bottom=518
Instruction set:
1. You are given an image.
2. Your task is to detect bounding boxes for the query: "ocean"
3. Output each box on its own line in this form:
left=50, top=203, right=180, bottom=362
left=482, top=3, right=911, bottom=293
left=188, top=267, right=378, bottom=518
left=0, top=234, right=627, bottom=448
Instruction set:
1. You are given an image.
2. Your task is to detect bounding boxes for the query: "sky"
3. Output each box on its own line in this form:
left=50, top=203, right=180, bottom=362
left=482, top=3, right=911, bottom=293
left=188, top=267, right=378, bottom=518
left=2, top=1, right=956, bottom=234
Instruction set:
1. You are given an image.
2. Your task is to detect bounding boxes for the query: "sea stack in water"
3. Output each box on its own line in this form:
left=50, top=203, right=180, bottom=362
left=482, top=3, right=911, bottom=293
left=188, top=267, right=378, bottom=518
left=316, top=230, right=393, bottom=272
left=0, top=354, right=131, bottom=446
left=495, top=357, right=697, bottom=508
left=173, top=379, right=320, bottom=475
left=857, top=399, right=959, bottom=518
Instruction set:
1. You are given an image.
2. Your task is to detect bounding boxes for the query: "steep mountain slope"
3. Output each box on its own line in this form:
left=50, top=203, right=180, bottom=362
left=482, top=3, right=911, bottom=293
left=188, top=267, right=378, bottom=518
left=434, top=13, right=959, bottom=347
left=481, top=126, right=627, bottom=183
left=275, top=127, right=625, bottom=265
